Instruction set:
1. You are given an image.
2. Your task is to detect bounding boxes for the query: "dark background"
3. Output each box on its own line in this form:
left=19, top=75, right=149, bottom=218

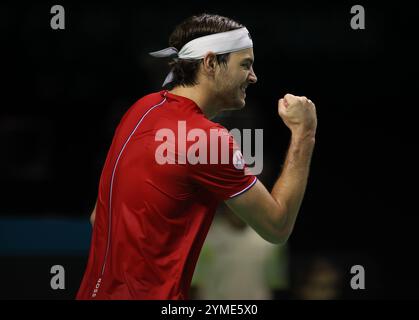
left=1, top=1, right=418, bottom=299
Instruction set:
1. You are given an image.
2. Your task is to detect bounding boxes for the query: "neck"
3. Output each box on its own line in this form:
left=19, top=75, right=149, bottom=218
left=169, top=84, right=219, bottom=119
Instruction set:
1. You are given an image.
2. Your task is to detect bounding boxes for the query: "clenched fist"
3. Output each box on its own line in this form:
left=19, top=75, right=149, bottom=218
left=278, top=94, right=317, bottom=136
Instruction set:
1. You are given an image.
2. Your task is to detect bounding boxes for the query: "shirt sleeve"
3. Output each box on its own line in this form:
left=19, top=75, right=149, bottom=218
left=188, top=125, right=257, bottom=201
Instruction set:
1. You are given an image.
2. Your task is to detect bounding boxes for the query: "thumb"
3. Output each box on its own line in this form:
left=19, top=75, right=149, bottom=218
left=278, top=98, right=287, bottom=115
left=284, top=93, right=297, bottom=106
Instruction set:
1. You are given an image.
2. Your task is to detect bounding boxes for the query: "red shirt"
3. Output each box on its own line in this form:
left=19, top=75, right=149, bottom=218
left=76, top=90, right=257, bottom=300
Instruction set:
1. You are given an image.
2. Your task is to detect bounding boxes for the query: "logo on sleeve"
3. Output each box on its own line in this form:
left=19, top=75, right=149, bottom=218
left=233, top=150, right=245, bottom=170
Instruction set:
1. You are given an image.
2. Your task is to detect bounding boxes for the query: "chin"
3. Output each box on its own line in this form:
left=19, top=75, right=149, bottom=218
left=227, top=100, right=245, bottom=111
left=237, top=97, right=246, bottom=109
left=232, top=93, right=246, bottom=108
left=221, top=92, right=246, bottom=110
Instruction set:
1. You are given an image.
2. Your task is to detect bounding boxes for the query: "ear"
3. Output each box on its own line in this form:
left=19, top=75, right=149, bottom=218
left=202, top=52, right=217, bottom=76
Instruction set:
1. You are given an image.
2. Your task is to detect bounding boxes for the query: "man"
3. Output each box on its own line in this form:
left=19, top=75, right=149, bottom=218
left=77, top=13, right=317, bottom=300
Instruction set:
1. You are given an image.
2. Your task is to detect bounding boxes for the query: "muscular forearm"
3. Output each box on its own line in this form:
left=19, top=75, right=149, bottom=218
left=272, top=130, right=315, bottom=240
left=225, top=94, right=316, bottom=245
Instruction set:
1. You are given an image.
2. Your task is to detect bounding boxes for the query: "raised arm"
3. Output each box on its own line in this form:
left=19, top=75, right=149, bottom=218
left=226, top=94, right=317, bottom=244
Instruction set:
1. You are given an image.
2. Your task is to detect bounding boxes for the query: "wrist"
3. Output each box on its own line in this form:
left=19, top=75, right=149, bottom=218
left=291, top=128, right=316, bottom=143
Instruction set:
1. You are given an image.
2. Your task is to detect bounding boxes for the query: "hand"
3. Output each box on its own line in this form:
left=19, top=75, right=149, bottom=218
left=278, top=93, right=317, bottom=136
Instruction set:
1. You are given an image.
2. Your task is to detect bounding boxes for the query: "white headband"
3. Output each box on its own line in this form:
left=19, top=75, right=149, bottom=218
left=149, top=27, right=253, bottom=86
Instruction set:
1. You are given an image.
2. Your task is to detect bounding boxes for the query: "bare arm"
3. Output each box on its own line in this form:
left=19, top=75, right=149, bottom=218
left=226, top=94, right=317, bottom=244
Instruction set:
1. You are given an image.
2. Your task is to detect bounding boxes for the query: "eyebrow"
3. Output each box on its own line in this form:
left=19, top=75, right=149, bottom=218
left=241, top=58, right=254, bottom=64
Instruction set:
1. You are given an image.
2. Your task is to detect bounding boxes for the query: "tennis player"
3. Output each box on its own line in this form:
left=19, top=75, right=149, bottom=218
left=76, top=13, right=317, bottom=300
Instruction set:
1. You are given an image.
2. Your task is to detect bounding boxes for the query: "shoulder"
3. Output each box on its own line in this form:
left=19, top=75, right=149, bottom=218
left=133, top=91, right=167, bottom=107
left=190, top=118, right=230, bottom=137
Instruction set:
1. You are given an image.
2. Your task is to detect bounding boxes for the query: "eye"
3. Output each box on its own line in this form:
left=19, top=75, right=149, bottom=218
left=242, top=63, right=251, bottom=69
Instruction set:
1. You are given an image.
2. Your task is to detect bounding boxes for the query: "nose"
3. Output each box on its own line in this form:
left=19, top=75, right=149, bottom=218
left=248, top=67, right=257, bottom=84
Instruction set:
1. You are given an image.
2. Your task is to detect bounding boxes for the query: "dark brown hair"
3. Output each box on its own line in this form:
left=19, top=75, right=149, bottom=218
left=164, top=14, right=244, bottom=89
